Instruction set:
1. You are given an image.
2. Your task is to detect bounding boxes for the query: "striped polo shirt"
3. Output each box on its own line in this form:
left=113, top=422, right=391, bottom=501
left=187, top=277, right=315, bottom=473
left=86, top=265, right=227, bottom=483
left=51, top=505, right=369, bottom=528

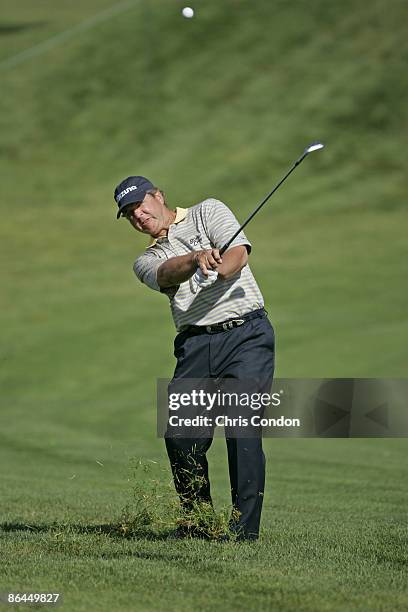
left=133, top=198, right=264, bottom=331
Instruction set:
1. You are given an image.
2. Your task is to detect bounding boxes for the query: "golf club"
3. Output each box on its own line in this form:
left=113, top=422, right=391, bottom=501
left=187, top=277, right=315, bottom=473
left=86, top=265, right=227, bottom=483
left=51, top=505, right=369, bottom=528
left=219, top=142, right=325, bottom=255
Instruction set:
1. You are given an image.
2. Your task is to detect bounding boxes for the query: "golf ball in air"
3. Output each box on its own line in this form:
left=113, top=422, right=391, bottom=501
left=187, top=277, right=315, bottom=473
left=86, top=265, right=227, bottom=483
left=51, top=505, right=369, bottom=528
left=182, top=7, right=194, bottom=18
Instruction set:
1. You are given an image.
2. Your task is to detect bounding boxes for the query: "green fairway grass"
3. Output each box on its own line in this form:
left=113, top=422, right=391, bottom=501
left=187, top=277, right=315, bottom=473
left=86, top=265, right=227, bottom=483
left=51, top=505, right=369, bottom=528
left=1, top=439, right=407, bottom=611
left=1, top=0, right=407, bottom=610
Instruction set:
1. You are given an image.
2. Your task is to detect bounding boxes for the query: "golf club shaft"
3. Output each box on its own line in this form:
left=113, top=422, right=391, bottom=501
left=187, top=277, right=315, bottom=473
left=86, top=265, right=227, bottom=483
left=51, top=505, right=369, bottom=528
left=219, top=150, right=309, bottom=256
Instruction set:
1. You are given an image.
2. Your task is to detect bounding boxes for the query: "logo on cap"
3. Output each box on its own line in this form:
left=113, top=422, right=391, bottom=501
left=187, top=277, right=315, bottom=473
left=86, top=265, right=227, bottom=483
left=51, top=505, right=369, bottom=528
left=116, top=185, right=138, bottom=203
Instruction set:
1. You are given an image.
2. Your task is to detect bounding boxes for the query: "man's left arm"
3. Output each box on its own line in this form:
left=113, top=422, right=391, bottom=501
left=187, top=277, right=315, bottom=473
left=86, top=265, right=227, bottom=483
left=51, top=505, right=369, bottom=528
left=216, top=245, right=248, bottom=280
left=201, top=199, right=251, bottom=281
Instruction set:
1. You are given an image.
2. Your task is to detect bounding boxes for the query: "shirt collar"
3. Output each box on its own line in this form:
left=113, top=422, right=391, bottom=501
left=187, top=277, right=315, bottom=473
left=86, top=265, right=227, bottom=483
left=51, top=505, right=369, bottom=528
left=147, top=207, right=188, bottom=248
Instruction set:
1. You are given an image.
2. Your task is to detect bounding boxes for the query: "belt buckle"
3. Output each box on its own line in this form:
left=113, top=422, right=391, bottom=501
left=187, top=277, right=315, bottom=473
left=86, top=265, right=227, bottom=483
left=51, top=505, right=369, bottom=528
left=221, top=319, right=245, bottom=331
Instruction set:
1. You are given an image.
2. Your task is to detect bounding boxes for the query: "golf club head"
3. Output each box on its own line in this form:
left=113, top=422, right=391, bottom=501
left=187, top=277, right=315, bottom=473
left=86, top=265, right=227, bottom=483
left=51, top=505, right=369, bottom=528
left=305, top=142, right=325, bottom=154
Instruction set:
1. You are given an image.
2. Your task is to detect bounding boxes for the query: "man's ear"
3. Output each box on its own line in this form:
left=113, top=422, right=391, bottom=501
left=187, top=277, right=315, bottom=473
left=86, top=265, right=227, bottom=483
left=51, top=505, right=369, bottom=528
left=155, top=190, right=165, bottom=205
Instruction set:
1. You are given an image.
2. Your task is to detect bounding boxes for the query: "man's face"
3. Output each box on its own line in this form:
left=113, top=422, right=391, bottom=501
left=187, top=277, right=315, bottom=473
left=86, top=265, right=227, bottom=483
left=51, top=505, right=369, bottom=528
left=122, top=191, right=166, bottom=237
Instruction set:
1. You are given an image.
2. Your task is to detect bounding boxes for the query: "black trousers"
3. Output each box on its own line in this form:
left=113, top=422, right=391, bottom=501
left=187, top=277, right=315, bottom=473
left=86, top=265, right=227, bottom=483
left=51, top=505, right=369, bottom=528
left=165, top=309, right=275, bottom=540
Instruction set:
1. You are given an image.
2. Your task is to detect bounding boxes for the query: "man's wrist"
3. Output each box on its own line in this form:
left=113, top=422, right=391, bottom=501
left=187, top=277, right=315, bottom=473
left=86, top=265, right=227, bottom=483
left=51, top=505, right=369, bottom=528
left=191, top=251, right=198, bottom=269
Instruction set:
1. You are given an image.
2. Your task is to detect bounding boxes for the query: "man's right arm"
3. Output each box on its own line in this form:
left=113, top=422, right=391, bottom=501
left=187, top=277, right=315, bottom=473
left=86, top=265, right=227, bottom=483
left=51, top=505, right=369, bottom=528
left=157, top=249, right=223, bottom=288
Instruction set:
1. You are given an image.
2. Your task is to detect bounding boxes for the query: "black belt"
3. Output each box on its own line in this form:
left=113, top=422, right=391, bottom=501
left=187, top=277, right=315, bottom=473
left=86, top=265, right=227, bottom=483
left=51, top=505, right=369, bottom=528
left=184, top=308, right=266, bottom=335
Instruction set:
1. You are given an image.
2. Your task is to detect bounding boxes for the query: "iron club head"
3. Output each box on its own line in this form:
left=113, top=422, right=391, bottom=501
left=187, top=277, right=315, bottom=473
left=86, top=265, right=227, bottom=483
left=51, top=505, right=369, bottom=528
left=305, top=142, right=325, bottom=154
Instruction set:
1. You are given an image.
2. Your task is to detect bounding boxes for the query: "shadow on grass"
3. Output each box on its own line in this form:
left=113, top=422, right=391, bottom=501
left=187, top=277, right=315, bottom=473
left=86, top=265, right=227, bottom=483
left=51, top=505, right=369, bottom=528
left=0, top=22, right=48, bottom=36
left=0, top=521, right=174, bottom=541
left=0, top=462, right=237, bottom=545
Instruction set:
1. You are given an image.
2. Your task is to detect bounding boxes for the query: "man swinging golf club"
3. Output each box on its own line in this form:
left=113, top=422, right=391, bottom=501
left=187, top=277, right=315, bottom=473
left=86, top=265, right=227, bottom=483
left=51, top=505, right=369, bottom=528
left=113, top=143, right=323, bottom=541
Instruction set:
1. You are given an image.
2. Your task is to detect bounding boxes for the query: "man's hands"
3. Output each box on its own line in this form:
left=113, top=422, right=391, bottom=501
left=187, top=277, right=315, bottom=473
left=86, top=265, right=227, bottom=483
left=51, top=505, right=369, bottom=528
left=193, top=249, right=222, bottom=276
left=191, top=247, right=250, bottom=289
left=191, top=249, right=221, bottom=289
left=157, top=245, right=248, bottom=289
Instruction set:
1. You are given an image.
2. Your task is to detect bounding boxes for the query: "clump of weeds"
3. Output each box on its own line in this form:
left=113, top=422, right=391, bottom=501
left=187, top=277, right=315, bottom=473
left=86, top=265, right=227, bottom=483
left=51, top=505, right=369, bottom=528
left=117, top=457, right=240, bottom=541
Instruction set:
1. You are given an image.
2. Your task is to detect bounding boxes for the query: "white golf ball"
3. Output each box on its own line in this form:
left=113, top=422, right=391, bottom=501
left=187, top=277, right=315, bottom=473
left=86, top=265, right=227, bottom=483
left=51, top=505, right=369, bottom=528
left=182, top=7, right=194, bottom=18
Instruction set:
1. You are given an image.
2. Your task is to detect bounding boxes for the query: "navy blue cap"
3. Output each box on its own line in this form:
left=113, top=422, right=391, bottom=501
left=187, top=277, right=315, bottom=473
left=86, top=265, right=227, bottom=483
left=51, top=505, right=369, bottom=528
left=114, top=176, right=155, bottom=219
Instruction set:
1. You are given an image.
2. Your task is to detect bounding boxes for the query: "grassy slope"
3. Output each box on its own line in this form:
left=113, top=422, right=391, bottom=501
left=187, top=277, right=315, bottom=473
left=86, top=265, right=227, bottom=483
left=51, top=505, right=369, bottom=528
left=0, top=0, right=407, bottom=610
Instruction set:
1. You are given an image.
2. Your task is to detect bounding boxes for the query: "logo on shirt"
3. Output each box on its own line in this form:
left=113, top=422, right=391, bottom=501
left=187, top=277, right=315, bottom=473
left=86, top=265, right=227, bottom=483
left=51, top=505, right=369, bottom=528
left=189, top=234, right=201, bottom=246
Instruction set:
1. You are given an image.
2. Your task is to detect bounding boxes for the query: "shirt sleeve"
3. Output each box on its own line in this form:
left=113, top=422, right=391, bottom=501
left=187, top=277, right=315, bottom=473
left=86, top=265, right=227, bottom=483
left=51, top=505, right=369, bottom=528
left=133, top=250, right=164, bottom=292
left=201, top=199, right=252, bottom=253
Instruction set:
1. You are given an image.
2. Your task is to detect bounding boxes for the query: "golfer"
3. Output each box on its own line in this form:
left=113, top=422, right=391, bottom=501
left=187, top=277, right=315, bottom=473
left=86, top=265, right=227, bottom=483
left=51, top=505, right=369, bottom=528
left=114, top=175, right=275, bottom=541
